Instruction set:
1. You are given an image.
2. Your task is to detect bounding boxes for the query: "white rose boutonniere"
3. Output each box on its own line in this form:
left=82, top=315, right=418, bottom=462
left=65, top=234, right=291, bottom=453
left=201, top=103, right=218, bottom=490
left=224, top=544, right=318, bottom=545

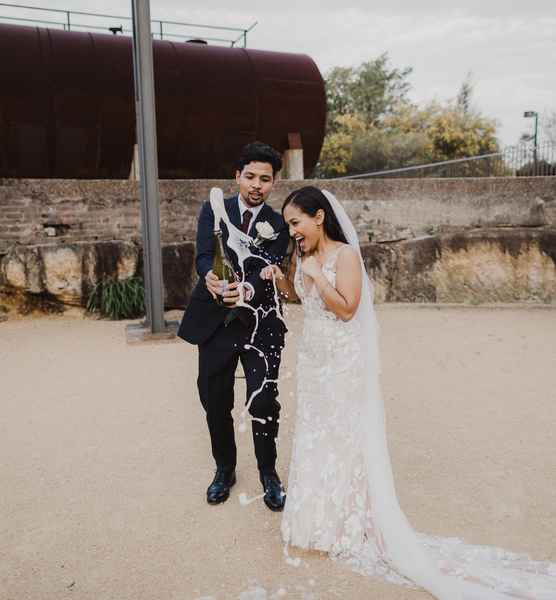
left=253, top=221, right=278, bottom=247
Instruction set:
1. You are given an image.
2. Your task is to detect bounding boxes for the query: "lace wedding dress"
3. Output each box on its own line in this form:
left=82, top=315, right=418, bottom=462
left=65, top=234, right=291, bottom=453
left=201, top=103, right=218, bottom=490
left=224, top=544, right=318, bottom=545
left=280, top=193, right=556, bottom=600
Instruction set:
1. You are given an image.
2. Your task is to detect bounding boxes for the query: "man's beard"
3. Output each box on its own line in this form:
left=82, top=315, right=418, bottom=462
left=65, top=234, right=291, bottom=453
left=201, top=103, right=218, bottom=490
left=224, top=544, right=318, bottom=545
left=243, top=192, right=265, bottom=207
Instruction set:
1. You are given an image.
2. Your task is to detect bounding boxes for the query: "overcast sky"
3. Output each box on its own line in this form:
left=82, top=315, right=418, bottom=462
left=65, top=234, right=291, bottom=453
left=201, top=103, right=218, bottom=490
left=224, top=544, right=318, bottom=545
left=5, top=1, right=556, bottom=146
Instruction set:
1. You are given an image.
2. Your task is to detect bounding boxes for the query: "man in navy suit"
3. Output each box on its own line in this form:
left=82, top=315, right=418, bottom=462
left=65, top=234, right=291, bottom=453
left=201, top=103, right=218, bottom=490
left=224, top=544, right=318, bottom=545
left=178, top=142, right=290, bottom=511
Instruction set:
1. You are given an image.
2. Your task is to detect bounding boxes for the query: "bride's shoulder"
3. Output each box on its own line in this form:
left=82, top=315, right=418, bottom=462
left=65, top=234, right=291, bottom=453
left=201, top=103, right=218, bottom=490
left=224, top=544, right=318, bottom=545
left=335, top=244, right=359, bottom=269
left=336, top=243, right=357, bottom=259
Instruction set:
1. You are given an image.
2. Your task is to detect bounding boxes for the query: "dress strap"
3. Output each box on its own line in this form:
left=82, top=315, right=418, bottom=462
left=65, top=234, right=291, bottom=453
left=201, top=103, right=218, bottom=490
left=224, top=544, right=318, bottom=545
left=324, top=244, right=346, bottom=269
left=294, top=251, right=305, bottom=295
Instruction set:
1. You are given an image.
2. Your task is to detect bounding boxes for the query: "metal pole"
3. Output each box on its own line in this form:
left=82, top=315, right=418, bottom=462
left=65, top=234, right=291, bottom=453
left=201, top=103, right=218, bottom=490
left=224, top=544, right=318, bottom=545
left=66, top=10, right=70, bottom=31
left=130, top=0, right=165, bottom=334
left=533, top=113, right=538, bottom=175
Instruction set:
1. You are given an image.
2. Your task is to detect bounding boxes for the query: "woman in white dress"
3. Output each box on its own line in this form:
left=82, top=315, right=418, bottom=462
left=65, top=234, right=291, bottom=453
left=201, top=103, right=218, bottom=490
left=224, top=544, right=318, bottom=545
left=260, top=186, right=556, bottom=600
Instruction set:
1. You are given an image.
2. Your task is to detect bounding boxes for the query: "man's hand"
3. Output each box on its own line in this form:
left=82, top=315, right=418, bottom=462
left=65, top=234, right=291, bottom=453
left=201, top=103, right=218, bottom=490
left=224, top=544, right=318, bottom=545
left=205, top=270, right=254, bottom=305
left=222, top=281, right=242, bottom=307
left=205, top=270, right=222, bottom=300
left=222, top=282, right=255, bottom=307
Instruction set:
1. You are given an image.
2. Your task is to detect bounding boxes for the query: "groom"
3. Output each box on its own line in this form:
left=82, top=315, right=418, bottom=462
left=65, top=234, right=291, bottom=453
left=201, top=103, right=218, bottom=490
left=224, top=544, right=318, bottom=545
left=178, top=142, right=290, bottom=511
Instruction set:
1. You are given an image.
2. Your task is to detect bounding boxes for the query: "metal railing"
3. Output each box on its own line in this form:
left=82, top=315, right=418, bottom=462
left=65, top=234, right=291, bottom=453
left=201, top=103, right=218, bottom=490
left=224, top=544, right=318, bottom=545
left=0, top=2, right=257, bottom=46
left=338, top=141, right=556, bottom=179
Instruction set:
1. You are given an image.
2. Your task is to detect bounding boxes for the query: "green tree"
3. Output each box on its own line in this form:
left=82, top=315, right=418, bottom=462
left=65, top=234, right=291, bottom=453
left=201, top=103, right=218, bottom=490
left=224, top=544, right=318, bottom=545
left=325, top=67, right=356, bottom=124
left=316, top=114, right=366, bottom=177
left=427, top=107, right=499, bottom=160
left=316, top=59, right=500, bottom=178
left=325, top=53, right=412, bottom=130
left=456, top=72, right=474, bottom=115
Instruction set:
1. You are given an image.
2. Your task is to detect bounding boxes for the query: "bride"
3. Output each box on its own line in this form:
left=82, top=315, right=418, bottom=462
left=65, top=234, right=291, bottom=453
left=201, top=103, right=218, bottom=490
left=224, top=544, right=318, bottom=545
left=259, top=186, right=556, bottom=600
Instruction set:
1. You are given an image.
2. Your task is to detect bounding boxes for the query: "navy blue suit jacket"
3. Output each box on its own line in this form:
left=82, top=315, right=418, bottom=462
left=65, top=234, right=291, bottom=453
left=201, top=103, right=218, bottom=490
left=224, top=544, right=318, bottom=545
left=177, top=195, right=290, bottom=345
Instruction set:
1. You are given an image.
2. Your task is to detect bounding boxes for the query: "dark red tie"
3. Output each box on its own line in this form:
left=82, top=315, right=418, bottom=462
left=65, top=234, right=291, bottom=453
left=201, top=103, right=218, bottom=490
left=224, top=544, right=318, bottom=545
left=241, top=210, right=253, bottom=234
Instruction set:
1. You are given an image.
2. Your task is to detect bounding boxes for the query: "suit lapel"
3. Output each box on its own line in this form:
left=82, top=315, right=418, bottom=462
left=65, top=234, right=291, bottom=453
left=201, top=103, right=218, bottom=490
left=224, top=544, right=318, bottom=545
left=251, top=202, right=276, bottom=235
left=225, top=195, right=241, bottom=230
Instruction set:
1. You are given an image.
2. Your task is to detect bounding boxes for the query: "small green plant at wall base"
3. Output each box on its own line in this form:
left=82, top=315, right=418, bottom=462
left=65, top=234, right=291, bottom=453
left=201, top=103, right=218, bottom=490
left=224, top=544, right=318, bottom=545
left=87, top=276, right=145, bottom=320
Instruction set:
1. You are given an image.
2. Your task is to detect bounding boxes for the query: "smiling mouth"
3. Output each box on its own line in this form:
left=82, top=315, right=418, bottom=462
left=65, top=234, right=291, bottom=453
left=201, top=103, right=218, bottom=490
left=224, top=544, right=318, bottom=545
left=295, top=235, right=305, bottom=253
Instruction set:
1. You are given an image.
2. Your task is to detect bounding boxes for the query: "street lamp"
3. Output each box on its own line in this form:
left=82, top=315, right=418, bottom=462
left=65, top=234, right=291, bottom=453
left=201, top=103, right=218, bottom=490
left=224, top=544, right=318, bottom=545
left=523, top=110, right=538, bottom=173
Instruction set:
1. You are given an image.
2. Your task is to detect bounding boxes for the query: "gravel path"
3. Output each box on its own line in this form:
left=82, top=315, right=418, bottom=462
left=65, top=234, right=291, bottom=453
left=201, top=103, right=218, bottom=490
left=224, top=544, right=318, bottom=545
left=1, top=305, right=555, bottom=600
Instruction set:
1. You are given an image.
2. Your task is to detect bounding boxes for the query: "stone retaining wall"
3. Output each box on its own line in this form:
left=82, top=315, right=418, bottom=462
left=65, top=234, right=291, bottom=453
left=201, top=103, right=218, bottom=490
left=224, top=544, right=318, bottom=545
left=2, top=177, right=555, bottom=252
left=1, top=177, right=555, bottom=308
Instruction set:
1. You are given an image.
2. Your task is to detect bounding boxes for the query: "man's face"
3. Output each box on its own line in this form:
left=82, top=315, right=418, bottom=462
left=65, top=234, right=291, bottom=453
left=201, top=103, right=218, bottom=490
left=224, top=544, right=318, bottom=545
left=235, top=161, right=275, bottom=208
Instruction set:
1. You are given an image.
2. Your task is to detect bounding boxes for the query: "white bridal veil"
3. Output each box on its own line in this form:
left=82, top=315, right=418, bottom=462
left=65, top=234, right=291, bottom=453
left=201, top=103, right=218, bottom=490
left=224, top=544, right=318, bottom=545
left=321, top=189, right=556, bottom=600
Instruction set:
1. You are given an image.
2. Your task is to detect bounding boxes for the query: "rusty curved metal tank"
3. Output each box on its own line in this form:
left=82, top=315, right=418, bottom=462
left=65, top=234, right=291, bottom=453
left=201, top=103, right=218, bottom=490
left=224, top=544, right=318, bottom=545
left=0, top=24, right=326, bottom=179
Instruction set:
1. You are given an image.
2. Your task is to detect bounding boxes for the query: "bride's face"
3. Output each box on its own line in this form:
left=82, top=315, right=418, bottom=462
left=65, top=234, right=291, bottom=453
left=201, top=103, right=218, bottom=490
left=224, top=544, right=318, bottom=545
left=283, top=203, right=324, bottom=254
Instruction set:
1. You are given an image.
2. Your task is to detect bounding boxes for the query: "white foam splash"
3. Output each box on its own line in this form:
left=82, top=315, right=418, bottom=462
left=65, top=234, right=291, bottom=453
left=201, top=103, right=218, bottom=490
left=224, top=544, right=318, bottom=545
left=194, top=587, right=317, bottom=600
left=283, top=543, right=302, bottom=568
left=238, top=492, right=266, bottom=506
left=238, top=584, right=268, bottom=600
left=195, top=580, right=320, bottom=599
left=210, top=188, right=286, bottom=437
left=285, top=557, right=301, bottom=568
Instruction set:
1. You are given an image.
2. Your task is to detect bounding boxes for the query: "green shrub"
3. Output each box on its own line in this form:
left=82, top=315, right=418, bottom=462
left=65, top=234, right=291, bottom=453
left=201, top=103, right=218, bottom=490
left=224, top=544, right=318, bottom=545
left=87, top=276, right=145, bottom=320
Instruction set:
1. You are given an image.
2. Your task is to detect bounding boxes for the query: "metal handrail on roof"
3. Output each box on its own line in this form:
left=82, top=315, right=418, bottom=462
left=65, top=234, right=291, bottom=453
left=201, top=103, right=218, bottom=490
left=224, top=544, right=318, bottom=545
left=0, top=2, right=258, bottom=47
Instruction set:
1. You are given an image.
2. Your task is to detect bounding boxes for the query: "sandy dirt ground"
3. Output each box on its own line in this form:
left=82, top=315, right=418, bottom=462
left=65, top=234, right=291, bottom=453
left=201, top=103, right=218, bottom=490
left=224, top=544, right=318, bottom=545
left=1, top=304, right=555, bottom=600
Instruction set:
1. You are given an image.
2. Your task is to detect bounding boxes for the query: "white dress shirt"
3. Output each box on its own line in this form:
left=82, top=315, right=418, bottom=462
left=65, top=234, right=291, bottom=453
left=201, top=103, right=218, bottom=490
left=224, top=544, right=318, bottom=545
left=237, top=193, right=264, bottom=235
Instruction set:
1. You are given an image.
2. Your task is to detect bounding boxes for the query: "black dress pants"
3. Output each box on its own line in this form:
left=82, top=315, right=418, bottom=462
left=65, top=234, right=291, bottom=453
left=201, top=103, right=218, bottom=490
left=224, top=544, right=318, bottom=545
left=197, top=316, right=283, bottom=474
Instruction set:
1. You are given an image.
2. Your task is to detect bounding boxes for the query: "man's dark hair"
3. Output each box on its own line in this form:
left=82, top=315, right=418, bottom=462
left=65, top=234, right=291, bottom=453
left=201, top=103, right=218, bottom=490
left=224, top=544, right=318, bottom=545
left=236, top=141, right=282, bottom=176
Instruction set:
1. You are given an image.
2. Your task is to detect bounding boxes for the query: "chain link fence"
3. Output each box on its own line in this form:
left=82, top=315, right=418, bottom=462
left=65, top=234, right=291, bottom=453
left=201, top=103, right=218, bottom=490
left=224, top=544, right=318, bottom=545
left=338, top=142, right=556, bottom=179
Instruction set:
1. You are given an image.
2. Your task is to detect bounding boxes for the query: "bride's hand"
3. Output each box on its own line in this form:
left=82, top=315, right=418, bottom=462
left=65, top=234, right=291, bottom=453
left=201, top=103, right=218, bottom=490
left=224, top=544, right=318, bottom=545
left=301, top=256, right=322, bottom=280
left=260, top=265, right=285, bottom=281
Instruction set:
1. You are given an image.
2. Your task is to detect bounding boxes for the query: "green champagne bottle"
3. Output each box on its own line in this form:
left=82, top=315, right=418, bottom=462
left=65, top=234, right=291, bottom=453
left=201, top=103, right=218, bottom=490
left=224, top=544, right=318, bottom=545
left=212, top=228, right=238, bottom=306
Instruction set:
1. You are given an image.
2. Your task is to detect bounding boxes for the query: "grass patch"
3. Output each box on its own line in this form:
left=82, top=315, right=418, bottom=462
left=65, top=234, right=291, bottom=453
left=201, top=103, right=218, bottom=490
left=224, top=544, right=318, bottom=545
left=87, top=276, right=145, bottom=320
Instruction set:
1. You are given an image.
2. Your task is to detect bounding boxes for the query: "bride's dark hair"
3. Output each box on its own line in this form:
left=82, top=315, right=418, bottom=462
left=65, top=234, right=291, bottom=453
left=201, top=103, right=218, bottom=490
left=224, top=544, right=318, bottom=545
left=282, top=186, right=348, bottom=244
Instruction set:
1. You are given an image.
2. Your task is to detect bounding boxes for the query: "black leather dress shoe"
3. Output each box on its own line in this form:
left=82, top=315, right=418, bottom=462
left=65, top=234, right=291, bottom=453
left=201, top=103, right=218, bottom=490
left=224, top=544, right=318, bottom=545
left=207, top=468, right=236, bottom=505
left=260, top=472, right=286, bottom=512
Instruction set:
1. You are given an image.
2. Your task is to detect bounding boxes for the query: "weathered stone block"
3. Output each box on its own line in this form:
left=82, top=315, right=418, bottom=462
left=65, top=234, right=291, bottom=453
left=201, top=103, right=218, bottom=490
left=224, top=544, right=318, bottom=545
left=364, top=228, right=556, bottom=304
left=431, top=229, right=556, bottom=303
left=1, top=241, right=139, bottom=306
left=360, top=243, right=397, bottom=303
left=0, top=240, right=196, bottom=309
left=160, top=243, right=196, bottom=308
